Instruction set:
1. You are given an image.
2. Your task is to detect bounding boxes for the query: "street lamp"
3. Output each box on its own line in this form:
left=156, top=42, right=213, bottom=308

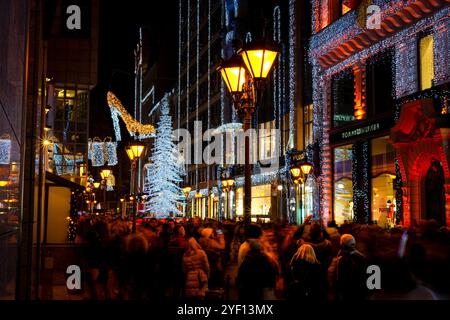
left=100, top=168, right=111, bottom=180
left=290, top=161, right=314, bottom=224
left=300, top=161, right=314, bottom=176
left=218, top=40, right=279, bottom=224
left=182, top=185, right=192, bottom=217
left=126, top=141, right=146, bottom=233
left=99, top=168, right=112, bottom=211
left=221, top=176, right=235, bottom=219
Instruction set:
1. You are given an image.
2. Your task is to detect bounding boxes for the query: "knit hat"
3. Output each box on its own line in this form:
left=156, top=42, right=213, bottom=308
left=201, top=228, right=214, bottom=238
left=340, top=234, right=356, bottom=250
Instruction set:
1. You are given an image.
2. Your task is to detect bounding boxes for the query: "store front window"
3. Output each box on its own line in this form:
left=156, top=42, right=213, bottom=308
left=235, top=185, right=272, bottom=222
left=334, top=144, right=354, bottom=225
left=371, top=136, right=396, bottom=226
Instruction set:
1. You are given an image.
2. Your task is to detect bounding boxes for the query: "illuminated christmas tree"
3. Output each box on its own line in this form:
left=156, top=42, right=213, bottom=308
left=144, top=94, right=183, bottom=218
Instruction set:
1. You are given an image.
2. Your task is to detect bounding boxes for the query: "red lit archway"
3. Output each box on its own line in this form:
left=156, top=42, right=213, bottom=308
left=391, top=99, right=450, bottom=227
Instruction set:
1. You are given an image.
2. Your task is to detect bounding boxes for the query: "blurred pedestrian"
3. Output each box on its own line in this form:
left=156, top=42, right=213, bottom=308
left=289, top=244, right=325, bottom=300
left=328, top=234, right=368, bottom=301
left=182, top=237, right=210, bottom=299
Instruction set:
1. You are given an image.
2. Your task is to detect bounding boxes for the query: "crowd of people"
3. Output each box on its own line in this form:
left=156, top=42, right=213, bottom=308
left=73, top=214, right=450, bottom=300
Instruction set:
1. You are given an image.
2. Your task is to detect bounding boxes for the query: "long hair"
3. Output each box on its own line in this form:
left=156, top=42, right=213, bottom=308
left=291, top=244, right=320, bottom=265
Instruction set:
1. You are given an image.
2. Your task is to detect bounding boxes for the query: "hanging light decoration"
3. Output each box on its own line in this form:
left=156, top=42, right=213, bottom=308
left=88, top=137, right=118, bottom=167
left=105, top=138, right=118, bottom=166
left=107, top=92, right=156, bottom=140
left=100, top=168, right=111, bottom=180
left=90, top=138, right=105, bottom=167
left=0, top=134, right=11, bottom=165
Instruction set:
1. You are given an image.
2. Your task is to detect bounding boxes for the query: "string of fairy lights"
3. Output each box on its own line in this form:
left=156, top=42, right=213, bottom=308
left=394, top=158, right=403, bottom=224
left=196, top=0, right=200, bottom=201
left=288, top=0, right=296, bottom=148
left=207, top=0, right=212, bottom=196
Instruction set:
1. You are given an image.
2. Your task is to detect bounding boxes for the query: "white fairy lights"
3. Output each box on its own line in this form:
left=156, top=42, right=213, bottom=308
left=288, top=0, right=296, bottom=148
left=0, top=135, right=11, bottom=165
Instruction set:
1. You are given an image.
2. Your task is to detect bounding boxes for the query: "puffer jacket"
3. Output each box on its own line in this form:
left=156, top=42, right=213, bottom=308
left=182, top=249, right=210, bottom=298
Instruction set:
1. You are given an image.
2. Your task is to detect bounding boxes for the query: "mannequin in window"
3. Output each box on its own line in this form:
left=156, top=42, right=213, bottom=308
left=387, top=200, right=395, bottom=226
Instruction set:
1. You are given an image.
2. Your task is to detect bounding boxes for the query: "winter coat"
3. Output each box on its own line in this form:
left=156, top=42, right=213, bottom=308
left=199, top=236, right=225, bottom=271
left=236, top=248, right=279, bottom=300
left=306, top=239, right=333, bottom=269
left=328, top=249, right=368, bottom=301
left=182, top=249, right=210, bottom=298
left=289, top=259, right=326, bottom=300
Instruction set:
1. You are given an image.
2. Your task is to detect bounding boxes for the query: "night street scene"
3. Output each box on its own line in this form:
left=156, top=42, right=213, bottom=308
left=1, top=0, right=450, bottom=309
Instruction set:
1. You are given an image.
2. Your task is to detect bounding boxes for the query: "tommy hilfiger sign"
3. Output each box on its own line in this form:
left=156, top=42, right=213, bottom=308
left=330, top=118, right=394, bottom=144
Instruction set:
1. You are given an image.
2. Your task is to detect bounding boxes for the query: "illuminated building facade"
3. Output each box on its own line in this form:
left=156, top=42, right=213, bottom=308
left=177, top=0, right=312, bottom=222
left=309, top=0, right=450, bottom=226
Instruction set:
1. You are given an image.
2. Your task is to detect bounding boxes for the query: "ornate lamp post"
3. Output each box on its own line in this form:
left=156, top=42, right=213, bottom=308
left=182, top=185, right=192, bottom=217
left=99, top=168, right=111, bottom=210
left=221, top=176, right=235, bottom=220
left=218, top=40, right=279, bottom=224
left=290, top=160, right=314, bottom=224
left=126, top=141, right=146, bottom=233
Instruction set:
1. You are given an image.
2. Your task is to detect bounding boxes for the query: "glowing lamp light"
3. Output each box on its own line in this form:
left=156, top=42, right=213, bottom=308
left=0, top=181, right=9, bottom=187
left=225, top=178, right=235, bottom=188
left=120, top=198, right=125, bottom=202
left=300, top=162, right=314, bottom=175
left=195, top=191, right=202, bottom=199
left=100, top=169, right=111, bottom=180
left=93, top=182, right=101, bottom=189
left=290, top=167, right=302, bottom=180
left=238, top=41, right=279, bottom=80
left=221, top=177, right=235, bottom=192
left=182, top=186, right=192, bottom=195
left=126, top=141, right=146, bottom=161
left=217, top=55, right=247, bottom=95
left=277, top=185, right=283, bottom=191
left=42, top=139, right=52, bottom=147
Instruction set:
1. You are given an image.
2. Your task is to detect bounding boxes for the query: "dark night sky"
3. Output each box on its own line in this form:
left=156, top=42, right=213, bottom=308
left=90, top=0, right=177, bottom=139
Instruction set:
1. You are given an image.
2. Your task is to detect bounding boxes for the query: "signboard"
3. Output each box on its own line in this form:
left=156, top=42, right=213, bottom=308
left=330, top=118, right=394, bottom=144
